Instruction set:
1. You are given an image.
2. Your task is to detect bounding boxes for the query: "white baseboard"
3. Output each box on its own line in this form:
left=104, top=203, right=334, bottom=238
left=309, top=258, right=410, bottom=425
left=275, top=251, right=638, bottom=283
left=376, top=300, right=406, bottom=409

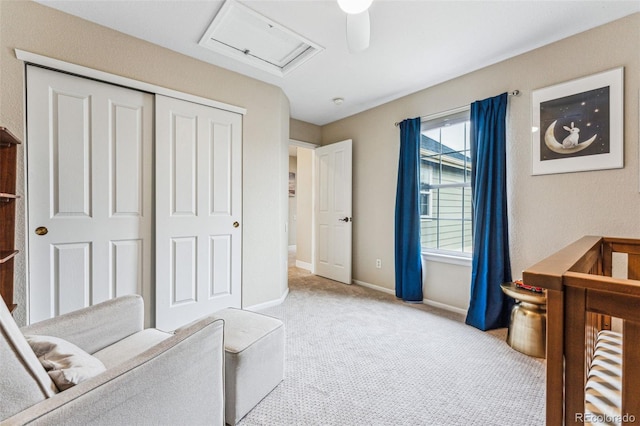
left=353, top=279, right=468, bottom=316
left=421, top=299, right=468, bottom=316
left=295, top=260, right=312, bottom=271
left=353, top=279, right=395, bottom=295
left=244, top=287, right=289, bottom=312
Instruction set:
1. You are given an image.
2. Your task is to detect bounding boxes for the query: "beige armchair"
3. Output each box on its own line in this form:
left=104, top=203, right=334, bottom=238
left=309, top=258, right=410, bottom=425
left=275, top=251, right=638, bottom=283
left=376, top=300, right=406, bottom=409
left=1, top=295, right=225, bottom=425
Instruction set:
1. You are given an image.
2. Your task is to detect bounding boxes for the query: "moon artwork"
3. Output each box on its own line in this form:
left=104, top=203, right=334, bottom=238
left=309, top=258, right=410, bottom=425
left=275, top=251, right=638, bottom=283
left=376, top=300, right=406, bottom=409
left=539, top=86, right=610, bottom=161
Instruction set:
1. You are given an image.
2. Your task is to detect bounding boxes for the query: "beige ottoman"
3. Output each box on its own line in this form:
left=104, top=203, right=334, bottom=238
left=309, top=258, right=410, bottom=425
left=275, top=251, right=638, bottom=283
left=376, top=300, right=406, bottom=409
left=213, top=308, right=285, bottom=425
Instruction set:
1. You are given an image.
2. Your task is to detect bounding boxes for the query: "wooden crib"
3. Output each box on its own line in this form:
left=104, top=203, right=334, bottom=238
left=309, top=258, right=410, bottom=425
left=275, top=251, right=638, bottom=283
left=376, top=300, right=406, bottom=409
left=522, top=236, right=640, bottom=426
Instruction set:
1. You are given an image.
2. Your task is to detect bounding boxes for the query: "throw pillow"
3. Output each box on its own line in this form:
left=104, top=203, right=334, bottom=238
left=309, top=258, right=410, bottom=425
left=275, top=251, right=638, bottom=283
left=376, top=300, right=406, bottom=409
left=25, top=335, right=107, bottom=391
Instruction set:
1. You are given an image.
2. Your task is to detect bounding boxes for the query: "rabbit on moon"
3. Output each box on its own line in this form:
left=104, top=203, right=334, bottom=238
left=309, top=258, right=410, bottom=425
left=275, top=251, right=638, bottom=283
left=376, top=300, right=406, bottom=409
left=544, top=120, right=597, bottom=154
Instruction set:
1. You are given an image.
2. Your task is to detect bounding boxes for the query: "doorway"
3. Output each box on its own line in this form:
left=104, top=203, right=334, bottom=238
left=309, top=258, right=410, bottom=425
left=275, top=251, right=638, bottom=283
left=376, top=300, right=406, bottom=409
left=288, top=141, right=316, bottom=276
left=287, top=138, right=353, bottom=285
left=289, top=144, right=315, bottom=272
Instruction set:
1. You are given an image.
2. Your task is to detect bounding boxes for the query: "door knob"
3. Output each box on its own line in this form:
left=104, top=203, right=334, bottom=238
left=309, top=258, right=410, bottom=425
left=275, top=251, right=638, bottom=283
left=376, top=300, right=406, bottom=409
left=35, top=226, right=48, bottom=236
left=233, top=221, right=240, bottom=228
left=338, top=217, right=352, bottom=222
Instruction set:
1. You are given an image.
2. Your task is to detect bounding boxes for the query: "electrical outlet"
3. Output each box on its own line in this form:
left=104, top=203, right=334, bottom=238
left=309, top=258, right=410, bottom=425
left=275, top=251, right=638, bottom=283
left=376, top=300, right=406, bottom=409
left=376, top=259, right=382, bottom=269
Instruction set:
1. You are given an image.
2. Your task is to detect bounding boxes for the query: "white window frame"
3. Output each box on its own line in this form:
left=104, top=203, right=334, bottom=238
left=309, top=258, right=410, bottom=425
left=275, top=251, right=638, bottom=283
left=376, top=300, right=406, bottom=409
left=419, top=106, right=472, bottom=260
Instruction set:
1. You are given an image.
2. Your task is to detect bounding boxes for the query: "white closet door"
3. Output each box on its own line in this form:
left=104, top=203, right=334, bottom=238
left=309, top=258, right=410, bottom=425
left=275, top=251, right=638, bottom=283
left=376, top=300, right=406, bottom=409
left=27, top=66, right=153, bottom=323
left=155, top=95, right=242, bottom=331
left=314, top=139, right=353, bottom=284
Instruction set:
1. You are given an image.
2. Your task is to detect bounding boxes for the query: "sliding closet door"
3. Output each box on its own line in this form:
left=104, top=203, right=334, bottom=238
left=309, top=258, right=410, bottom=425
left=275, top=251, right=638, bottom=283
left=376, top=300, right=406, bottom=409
left=155, top=95, right=242, bottom=331
left=26, top=66, right=153, bottom=324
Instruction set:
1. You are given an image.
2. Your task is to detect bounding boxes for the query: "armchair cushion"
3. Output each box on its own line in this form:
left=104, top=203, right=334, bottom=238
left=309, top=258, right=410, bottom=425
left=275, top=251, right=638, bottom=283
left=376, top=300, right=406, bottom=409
left=21, top=295, right=144, bottom=354
left=25, top=335, right=107, bottom=391
left=1, top=297, right=58, bottom=421
left=93, top=328, right=172, bottom=369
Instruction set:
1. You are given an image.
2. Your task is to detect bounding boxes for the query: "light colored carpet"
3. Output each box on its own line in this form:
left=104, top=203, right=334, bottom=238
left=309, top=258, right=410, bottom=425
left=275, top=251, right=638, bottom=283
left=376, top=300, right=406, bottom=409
left=239, top=262, right=545, bottom=425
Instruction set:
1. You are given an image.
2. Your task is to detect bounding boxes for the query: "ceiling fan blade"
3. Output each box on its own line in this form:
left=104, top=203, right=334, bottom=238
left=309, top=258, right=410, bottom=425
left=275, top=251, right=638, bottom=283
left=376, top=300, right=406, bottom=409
left=346, top=10, right=370, bottom=53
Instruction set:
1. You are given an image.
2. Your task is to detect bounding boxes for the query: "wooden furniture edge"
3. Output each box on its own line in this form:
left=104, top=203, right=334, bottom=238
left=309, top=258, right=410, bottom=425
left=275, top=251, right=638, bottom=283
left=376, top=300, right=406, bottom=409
left=523, top=236, right=603, bottom=291
left=546, top=289, right=564, bottom=426
left=0, top=127, right=22, bottom=146
left=564, top=272, right=640, bottom=296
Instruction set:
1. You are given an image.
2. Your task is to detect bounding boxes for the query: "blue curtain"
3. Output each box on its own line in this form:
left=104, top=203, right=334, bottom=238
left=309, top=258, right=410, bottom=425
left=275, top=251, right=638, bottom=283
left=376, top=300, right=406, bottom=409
left=395, top=117, right=423, bottom=302
left=465, top=93, right=513, bottom=331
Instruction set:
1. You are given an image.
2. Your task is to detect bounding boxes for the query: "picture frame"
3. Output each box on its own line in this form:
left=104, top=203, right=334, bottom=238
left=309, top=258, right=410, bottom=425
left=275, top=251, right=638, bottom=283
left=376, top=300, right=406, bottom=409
left=289, top=172, right=296, bottom=197
left=531, top=67, right=623, bottom=175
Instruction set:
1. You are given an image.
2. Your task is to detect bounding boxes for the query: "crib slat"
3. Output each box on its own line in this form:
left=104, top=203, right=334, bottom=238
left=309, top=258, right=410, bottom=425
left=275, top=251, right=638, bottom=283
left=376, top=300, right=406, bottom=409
left=546, top=289, right=564, bottom=426
left=628, top=254, right=640, bottom=280
left=603, top=241, right=613, bottom=276
left=565, top=286, right=587, bottom=425
left=585, top=312, right=598, bottom=377
left=622, top=321, right=640, bottom=425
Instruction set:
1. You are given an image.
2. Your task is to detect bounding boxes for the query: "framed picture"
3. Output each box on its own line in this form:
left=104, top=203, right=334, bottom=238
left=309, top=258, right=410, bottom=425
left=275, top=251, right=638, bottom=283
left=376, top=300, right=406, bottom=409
left=531, top=67, right=623, bottom=175
left=289, top=172, right=296, bottom=196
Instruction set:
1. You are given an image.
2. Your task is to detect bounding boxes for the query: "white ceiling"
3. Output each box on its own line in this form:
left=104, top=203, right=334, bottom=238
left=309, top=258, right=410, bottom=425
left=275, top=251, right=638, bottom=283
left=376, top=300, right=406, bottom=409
left=36, top=0, right=639, bottom=126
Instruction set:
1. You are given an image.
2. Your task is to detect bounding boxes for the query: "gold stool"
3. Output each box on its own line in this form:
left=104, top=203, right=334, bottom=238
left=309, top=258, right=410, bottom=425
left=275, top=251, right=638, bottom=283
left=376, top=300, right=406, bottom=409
left=500, top=282, right=546, bottom=358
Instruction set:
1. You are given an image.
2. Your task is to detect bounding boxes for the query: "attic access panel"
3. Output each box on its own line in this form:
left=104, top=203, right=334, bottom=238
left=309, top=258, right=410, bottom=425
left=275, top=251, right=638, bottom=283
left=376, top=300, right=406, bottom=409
left=199, top=0, right=324, bottom=77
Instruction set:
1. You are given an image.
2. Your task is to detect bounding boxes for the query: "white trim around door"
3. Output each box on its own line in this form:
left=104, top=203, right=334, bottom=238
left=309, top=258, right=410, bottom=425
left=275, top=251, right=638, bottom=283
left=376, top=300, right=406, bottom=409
left=15, top=49, right=246, bottom=115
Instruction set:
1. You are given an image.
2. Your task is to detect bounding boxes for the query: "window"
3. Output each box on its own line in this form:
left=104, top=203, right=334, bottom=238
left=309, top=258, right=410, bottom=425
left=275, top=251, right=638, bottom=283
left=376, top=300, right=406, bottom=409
left=419, top=108, right=472, bottom=256
left=419, top=167, right=432, bottom=218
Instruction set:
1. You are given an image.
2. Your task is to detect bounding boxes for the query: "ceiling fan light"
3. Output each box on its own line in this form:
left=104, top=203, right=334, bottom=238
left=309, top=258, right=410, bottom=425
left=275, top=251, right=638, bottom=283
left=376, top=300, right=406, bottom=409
left=337, top=0, right=373, bottom=15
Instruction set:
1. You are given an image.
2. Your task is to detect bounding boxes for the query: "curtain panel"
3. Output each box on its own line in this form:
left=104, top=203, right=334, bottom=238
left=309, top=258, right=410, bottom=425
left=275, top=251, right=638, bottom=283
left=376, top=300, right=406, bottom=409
left=465, top=93, right=513, bottom=331
left=394, top=117, right=423, bottom=302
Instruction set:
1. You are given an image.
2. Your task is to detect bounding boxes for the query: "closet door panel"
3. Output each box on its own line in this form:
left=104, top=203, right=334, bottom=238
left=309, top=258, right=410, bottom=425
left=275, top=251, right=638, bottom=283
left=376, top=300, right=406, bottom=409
left=111, top=103, right=145, bottom=217
left=51, top=90, right=91, bottom=218
left=156, top=95, right=242, bottom=331
left=27, top=66, right=153, bottom=324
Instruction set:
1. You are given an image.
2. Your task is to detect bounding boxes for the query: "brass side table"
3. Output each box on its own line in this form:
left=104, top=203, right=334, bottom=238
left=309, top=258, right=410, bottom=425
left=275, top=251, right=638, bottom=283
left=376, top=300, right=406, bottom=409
left=500, top=282, right=546, bottom=358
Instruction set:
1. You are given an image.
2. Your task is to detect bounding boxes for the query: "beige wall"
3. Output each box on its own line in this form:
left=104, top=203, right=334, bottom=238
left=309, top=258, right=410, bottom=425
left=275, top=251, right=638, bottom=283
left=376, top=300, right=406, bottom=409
left=278, top=93, right=290, bottom=300
left=0, top=0, right=290, bottom=324
left=423, top=259, right=472, bottom=313
left=290, top=118, right=322, bottom=145
left=321, top=13, right=640, bottom=311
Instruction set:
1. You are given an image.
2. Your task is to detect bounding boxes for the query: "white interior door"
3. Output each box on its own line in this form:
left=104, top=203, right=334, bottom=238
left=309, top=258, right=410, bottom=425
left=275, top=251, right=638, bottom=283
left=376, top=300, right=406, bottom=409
left=26, top=66, right=153, bottom=324
left=155, top=95, right=242, bottom=331
left=314, top=139, right=353, bottom=284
